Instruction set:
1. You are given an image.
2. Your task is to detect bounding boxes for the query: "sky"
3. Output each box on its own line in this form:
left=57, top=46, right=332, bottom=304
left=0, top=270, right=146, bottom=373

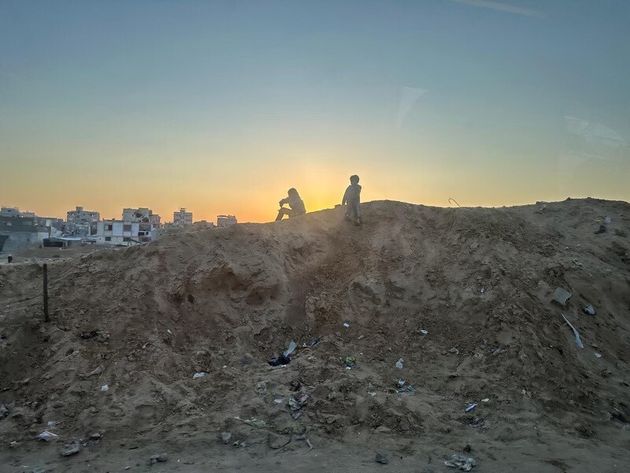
left=1, top=0, right=629, bottom=222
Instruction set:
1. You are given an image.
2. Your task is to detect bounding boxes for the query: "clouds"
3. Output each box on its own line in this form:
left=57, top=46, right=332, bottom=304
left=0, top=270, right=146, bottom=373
left=451, top=0, right=544, bottom=18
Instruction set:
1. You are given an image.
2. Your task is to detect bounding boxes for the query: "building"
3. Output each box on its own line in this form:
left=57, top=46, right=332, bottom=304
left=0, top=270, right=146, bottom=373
left=173, top=208, right=193, bottom=226
left=1, top=206, right=35, bottom=218
left=122, top=208, right=161, bottom=226
left=66, top=206, right=100, bottom=236
left=95, top=220, right=147, bottom=245
left=217, top=215, right=237, bottom=227
left=95, top=207, right=160, bottom=245
left=0, top=214, right=50, bottom=253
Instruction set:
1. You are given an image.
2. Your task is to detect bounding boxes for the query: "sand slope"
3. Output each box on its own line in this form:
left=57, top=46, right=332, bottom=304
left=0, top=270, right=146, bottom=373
left=0, top=199, right=629, bottom=472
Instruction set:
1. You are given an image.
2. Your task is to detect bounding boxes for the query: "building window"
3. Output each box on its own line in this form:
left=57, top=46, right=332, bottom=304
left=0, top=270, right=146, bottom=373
left=123, top=237, right=131, bottom=242
left=123, top=224, right=132, bottom=231
left=105, top=237, right=111, bottom=242
left=105, top=224, right=113, bottom=231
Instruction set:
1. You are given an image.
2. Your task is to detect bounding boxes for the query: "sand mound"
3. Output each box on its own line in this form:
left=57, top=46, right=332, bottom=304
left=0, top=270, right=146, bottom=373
left=1, top=199, right=629, bottom=471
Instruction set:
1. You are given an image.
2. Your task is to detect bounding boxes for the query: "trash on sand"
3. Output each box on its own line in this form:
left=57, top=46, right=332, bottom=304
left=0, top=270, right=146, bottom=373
left=375, top=452, right=389, bottom=464
left=561, top=314, right=584, bottom=349
left=269, top=340, right=298, bottom=366
left=594, top=224, right=607, bottom=234
left=288, top=393, right=309, bottom=419
left=36, top=431, right=59, bottom=441
left=268, top=354, right=291, bottom=366
left=396, top=379, right=415, bottom=394
left=552, top=287, right=572, bottom=307
left=604, top=216, right=612, bottom=224
left=283, top=340, right=297, bottom=357
left=395, top=358, right=404, bottom=369
left=343, top=322, right=350, bottom=328
left=419, top=329, right=428, bottom=335
left=235, top=417, right=267, bottom=428
left=303, top=337, right=321, bottom=348
left=465, top=403, right=478, bottom=413
left=60, top=440, right=81, bottom=457
left=273, top=397, right=284, bottom=404
left=583, top=304, right=597, bottom=316
left=449, top=347, right=460, bottom=355
left=192, top=372, right=208, bottom=379
left=89, top=432, right=102, bottom=440
left=343, top=356, right=356, bottom=368
left=0, top=403, right=9, bottom=417
left=220, top=432, right=232, bottom=444
left=444, top=453, right=477, bottom=471
left=481, top=398, right=490, bottom=403
left=594, top=352, right=602, bottom=358
left=149, top=453, right=168, bottom=464
left=100, top=384, right=109, bottom=392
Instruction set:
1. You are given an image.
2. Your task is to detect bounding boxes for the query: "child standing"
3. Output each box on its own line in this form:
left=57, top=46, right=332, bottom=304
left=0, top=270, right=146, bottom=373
left=341, top=175, right=362, bottom=225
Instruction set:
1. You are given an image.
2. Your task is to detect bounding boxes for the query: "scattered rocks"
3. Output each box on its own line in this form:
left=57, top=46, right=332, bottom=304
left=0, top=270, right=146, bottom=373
left=583, top=304, right=597, bottom=316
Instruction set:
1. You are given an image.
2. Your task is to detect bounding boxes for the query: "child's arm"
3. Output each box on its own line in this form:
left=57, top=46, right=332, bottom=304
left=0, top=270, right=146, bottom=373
left=341, top=187, right=349, bottom=205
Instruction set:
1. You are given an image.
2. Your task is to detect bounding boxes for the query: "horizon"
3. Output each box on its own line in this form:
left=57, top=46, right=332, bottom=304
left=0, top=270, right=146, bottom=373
left=2, top=0, right=629, bottom=222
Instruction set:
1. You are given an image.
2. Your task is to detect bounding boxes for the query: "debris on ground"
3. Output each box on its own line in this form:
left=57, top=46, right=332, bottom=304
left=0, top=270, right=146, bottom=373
left=192, top=371, right=208, bottom=379
left=60, top=440, right=81, bottom=457
left=149, top=453, right=168, bottom=464
left=288, top=392, right=309, bottom=419
left=343, top=356, right=356, bottom=368
left=583, top=304, right=597, bottom=316
left=220, top=432, right=232, bottom=444
left=395, top=358, right=404, bottom=369
left=235, top=417, right=267, bottom=429
left=100, top=384, right=109, bottom=392
left=396, top=379, right=415, bottom=394
left=561, top=314, right=584, bottom=349
left=465, top=403, right=478, bottom=413
left=444, top=453, right=476, bottom=471
left=36, top=431, right=59, bottom=442
left=375, top=452, right=389, bottom=464
left=552, top=287, right=572, bottom=306
left=595, top=224, right=607, bottom=234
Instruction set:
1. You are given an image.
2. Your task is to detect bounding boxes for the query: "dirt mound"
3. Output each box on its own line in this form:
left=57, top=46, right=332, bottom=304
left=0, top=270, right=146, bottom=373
left=1, top=199, right=629, bottom=471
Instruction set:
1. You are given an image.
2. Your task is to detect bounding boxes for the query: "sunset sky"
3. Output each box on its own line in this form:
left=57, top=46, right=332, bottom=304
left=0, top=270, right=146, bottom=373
left=1, top=0, right=629, bottom=222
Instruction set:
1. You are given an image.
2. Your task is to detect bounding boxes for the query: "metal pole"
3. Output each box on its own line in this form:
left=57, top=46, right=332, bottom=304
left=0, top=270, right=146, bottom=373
left=43, top=263, right=49, bottom=322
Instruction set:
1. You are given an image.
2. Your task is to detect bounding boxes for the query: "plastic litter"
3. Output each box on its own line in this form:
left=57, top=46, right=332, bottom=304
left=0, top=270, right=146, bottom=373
left=594, top=352, right=602, bottom=358
left=583, top=304, right=597, bottom=316
left=235, top=416, right=267, bottom=428
left=396, top=379, right=415, bottom=394
left=343, top=322, right=350, bottom=328
left=465, top=403, right=477, bottom=413
left=193, top=372, right=208, bottom=379
left=552, top=287, right=572, bottom=307
left=100, top=384, right=109, bottom=392
left=605, top=216, right=612, bottom=224
left=395, top=358, right=404, bottom=369
left=561, top=314, right=584, bottom=349
left=444, top=453, right=477, bottom=471
left=283, top=340, right=297, bottom=358
left=419, top=329, right=428, bottom=335
left=481, top=398, right=490, bottom=403
left=36, top=431, right=58, bottom=441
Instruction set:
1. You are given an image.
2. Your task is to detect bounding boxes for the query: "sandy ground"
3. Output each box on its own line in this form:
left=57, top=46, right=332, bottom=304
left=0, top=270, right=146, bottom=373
left=0, top=198, right=629, bottom=473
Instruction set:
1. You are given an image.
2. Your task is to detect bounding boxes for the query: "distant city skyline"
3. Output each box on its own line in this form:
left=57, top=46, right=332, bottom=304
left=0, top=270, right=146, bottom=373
left=1, top=0, right=629, bottom=222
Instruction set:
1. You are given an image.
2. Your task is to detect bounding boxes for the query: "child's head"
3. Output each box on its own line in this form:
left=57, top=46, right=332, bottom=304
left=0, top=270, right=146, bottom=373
left=288, top=187, right=299, bottom=197
left=350, top=175, right=360, bottom=184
